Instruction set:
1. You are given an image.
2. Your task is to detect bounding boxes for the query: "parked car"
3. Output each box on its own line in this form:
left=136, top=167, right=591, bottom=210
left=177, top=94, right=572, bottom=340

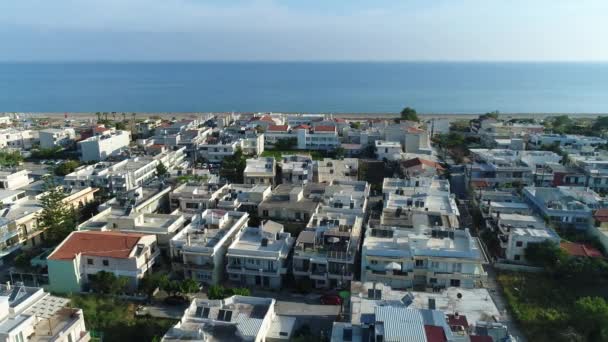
left=320, top=294, right=342, bottom=305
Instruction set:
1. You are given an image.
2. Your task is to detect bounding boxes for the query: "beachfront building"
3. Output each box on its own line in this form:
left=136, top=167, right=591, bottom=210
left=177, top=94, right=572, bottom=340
left=225, top=221, right=294, bottom=289
left=162, top=296, right=294, bottom=341
left=296, top=125, right=340, bottom=150
left=47, top=231, right=159, bottom=293
left=170, top=210, right=249, bottom=285
left=243, top=157, right=276, bottom=186
left=78, top=129, right=131, bottom=161
left=292, top=212, right=363, bottom=288
left=529, top=133, right=607, bottom=150
left=38, top=127, right=76, bottom=149
left=361, top=225, right=487, bottom=290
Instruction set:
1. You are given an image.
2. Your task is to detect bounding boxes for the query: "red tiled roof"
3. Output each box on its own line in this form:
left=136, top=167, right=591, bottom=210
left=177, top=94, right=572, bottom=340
left=334, top=118, right=347, bottom=123
left=259, top=115, right=275, bottom=122
left=470, top=336, right=493, bottom=342
left=594, top=208, right=608, bottom=223
left=447, top=314, right=469, bottom=329
left=48, top=231, right=147, bottom=261
left=314, top=125, right=336, bottom=132
left=424, top=325, right=447, bottom=342
left=471, top=180, right=490, bottom=188
left=267, top=125, right=289, bottom=132
left=406, top=127, right=425, bottom=133
left=94, top=126, right=109, bottom=133
left=293, top=124, right=310, bottom=130
left=561, top=241, right=603, bottom=258
left=402, top=158, right=445, bottom=170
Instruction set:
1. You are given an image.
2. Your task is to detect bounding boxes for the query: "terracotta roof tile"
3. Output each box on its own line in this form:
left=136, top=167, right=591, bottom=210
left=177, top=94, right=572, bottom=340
left=267, top=125, right=289, bottom=132
left=561, top=241, right=603, bottom=258
left=314, top=125, right=336, bottom=132
left=402, top=158, right=445, bottom=170
left=595, top=208, right=608, bottom=223
left=48, top=231, right=148, bottom=261
left=424, top=325, right=447, bottom=342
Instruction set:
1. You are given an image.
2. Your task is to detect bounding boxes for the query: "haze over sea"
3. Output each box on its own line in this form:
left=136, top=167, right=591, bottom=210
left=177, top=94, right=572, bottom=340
left=1, top=62, right=608, bottom=114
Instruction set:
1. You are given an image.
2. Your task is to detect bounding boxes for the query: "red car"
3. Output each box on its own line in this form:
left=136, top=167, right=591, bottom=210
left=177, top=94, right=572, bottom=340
left=320, top=294, right=342, bottom=305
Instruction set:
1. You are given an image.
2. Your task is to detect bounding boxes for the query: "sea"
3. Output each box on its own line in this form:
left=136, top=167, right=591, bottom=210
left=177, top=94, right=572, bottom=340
left=1, top=62, right=608, bottom=114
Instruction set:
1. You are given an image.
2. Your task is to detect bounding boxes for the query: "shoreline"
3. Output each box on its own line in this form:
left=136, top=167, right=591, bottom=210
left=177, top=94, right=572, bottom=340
left=5, top=112, right=606, bottom=121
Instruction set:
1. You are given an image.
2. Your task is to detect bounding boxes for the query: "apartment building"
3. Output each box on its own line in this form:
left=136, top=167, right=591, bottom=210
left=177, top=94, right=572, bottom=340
left=215, top=184, right=272, bottom=213
left=280, top=154, right=313, bottom=185
left=468, top=149, right=561, bottom=188
left=381, top=177, right=458, bottom=227
left=312, top=158, right=359, bottom=183
left=225, top=221, right=293, bottom=289
left=404, top=127, right=433, bottom=155
left=258, top=184, right=320, bottom=223
left=47, top=231, right=159, bottom=293
left=170, top=210, right=249, bottom=285
left=0, top=283, right=89, bottom=342
left=292, top=212, right=363, bottom=288
left=78, top=129, right=131, bottom=161
left=0, top=170, right=30, bottom=190
left=169, top=183, right=226, bottom=216
left=361, top=225, right=487, bottom=289
left=488, top=212, right=560, bottom=263
left=529, top=133, right=607, bottom=150
left=569, top=153, right=608, bottom=191
left=523, top=186, right=607, bottom=230
left=65, top=148, right=185, bottom=193
left=136, top=119, right=162, bottom=137
left=163, top=296, right=294, bottom=341
left=39, top=127, right=76, bottom=149
left=477, top=190, right=532, bottom=218
left=243, top=157, right=276, bottom=186
left=318, top=180, right=370, bottom=217
left=296, top=125, right=340, bottom=150
left=375, top=140, right=402, bottom=161
left=0, top=129, right=38, bottom=149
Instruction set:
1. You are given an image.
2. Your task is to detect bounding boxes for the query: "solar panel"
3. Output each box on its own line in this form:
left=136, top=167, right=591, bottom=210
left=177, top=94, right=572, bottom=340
left=195, top=306, right=203, bottom=317
left=202, top=307, right=210, bottom=318
left=343, top=328, right=353, bottom=341
left=223, top=310, right=232, bottom=322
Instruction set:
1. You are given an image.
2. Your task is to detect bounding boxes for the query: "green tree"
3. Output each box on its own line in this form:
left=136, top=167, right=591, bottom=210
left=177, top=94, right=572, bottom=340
left=525, top=240, right=566, bottom=268
left=39, top=177, right=77, bottom=244
left=332, top=147, right=346, bottom=159
left=89, top=271, right=130, bottom=294
left=274, top=137, right=297, bottom=150
left=0, top=151, right=23, bottom=167
left=400, top=107, right=419, bottom=122
left=115, top=121, right=128, bottom=130
left=573, top=297, right=608, bottom=341
left=54, top=160, right=80, bottom=176
left=179, top=278, right=200, bottom=296
left=139, top=273, right=169, bottom=300
left=156, top=162, right=168, bottom=178
left=220, top=147, right=247, bottom=183
left=479, top=111, right=500, bottom=120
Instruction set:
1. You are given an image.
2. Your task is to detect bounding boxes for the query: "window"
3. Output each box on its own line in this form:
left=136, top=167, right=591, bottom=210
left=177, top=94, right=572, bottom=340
left=263, top=210, right=269, bottom=217
left=186, top=202, right=198, bottom=209
left=452, top=263, right=462, bottom=273
left=370, top=260, right=378, bottom=265
left=367, top=289, right=382, bottom=299
left=514, top=255, right=521, bottom=261
left=103, top=260, right=109, bottom=266
left=431, top=261, right=439, bottom=269
left=415, top=260, right=424, bottom=267
left=429, top=278, right=437, bottom=284
left=515, top=241, right=523, bottom=247
left=87, top=259, right=93, bottom=265
left=450, top=279, right=461, bottom=287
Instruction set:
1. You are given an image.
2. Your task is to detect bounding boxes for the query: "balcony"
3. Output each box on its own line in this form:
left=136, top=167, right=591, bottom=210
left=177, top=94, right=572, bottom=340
left=184, top=263, right=213, bottom=271
left=226, top=265, right=279, bottom=277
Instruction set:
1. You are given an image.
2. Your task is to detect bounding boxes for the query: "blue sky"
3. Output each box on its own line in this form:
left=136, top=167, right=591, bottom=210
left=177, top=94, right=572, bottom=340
left=0, top=0, right=606, bottom=61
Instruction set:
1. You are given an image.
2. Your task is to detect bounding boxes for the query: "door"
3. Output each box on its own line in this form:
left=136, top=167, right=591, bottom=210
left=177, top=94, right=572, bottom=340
left=255, top=275, right=261, bottom=286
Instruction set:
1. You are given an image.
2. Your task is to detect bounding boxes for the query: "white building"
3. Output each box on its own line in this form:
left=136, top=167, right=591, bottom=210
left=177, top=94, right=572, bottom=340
left=170, top=210, right=249, bottom=285
left=0, top=170, right=30, bottom=190
left=296, top=126, right=340, bottom=150
left=47, top=231, right=159, bottom=293
left=38, top=128, right=76, bottom=149
left=313, top=158, right=359, bottom=183
left=215, top=184, right=272, bottom=213
left=169, top=183, right=226, bottom=216
left=375, top=140, right=402, bottom=161
left=292, top=212, right=363, bottom=288
left=163, top=295, right=294, bottom=341
left=0, top=284, right=89, bottom=342
left=280, top=154, right=313, bottom=185
left=361, top=225, right=487, bottom=289
left=0, top=129, right=37, bottom=150
left=318, top=180, right=370, bottom=218
left=244, top=157, right=276, bottom=186
left=78, top=130, right=131, bottom=161
left=226, top=221, right=294, bottom=289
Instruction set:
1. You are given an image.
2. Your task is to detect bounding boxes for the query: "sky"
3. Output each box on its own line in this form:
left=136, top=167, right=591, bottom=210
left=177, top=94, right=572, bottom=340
left=1, top=0, right=607, bottom=62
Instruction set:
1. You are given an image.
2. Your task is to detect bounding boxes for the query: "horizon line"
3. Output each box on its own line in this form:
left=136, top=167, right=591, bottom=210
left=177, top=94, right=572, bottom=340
left=2, top=59, right=608, bottom=64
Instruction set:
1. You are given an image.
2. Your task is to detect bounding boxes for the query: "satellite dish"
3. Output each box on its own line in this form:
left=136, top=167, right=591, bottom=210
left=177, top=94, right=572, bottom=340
left=457, top=293, right=463, bottom=299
